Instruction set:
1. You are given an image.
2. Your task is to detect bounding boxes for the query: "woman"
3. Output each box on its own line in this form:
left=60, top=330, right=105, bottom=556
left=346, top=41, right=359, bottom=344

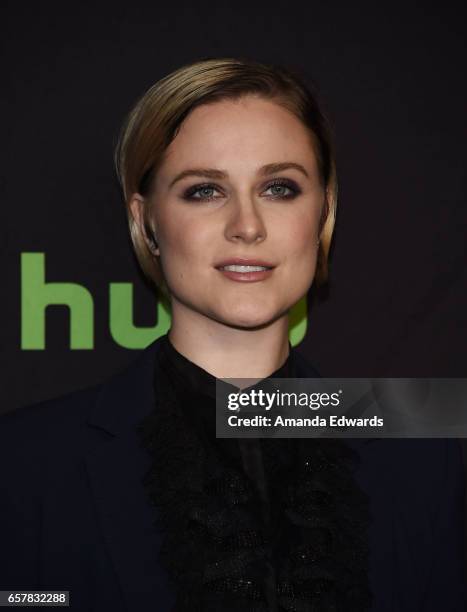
left=0, top=57, right=465, bottom=611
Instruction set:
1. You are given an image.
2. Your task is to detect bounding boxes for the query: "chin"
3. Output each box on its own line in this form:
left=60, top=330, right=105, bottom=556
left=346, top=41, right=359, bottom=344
left=215, top=302, right=286, bottom=330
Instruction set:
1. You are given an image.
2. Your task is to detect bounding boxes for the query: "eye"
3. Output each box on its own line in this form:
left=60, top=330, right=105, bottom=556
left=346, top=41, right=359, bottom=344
left=263, top=179, right=300, bottom=200
left=182, top=183, right=223, bottom=201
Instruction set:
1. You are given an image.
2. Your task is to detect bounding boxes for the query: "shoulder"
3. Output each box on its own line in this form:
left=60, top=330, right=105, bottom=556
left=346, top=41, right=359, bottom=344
left=0, top=385, right=104, bottom=490
left=0, top=337, right=164, bottom=485
left=361, top=437, right=463, bottom=480
left=354, top=437, right=464, bottom=488
left=353, top=438, right=465, bottom=525
left=0, top=384, right=102, bottom=445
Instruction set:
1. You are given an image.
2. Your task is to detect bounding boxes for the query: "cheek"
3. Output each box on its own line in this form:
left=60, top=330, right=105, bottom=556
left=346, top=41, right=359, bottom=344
left=280, top=212, right=320, bottom=262
left=159, top=215, right=211, bottom=267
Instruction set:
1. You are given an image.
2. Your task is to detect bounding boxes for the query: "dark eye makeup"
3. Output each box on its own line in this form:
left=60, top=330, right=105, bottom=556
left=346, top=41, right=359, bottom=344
left=181, top=178, right=302, bottom=202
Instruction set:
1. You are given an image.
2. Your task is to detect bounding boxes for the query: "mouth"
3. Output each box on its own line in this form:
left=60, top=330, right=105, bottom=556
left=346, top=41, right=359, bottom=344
left=215, top=262, right=275, bottom=282
left=217, top=264, right=272, bottom=272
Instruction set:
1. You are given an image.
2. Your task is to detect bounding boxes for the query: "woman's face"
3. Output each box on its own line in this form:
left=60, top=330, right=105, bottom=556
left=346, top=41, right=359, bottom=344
left=133, top=95, right=327, bottom=330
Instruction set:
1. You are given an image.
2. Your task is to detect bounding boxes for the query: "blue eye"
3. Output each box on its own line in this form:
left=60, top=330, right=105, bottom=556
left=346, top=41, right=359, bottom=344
left=263, top=180, right=299, bottom=199
left=184, top=184, right=221, bottom=200
left=182, top=179, right=301, bottom=202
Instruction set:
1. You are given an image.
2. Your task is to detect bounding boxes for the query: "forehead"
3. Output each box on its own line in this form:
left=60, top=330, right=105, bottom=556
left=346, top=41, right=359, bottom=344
left=160, top=96, right=319, bottom=175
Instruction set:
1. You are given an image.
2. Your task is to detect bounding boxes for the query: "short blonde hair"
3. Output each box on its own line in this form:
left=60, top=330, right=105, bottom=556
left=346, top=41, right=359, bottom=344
left=114, top=57, right=337, bottom=297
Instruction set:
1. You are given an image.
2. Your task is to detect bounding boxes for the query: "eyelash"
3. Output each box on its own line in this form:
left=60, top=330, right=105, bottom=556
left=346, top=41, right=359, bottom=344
left=182, top=179, right=301, bottom=202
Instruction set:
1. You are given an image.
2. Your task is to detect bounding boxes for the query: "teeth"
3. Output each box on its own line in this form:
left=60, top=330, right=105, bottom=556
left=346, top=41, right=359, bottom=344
left=221, top=265, right=269, bottom=272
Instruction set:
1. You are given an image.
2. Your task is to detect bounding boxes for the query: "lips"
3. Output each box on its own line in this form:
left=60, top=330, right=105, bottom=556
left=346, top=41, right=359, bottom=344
left=216, top=265, right=274, bottom=282
left=215, top=258, right=275, bottom=270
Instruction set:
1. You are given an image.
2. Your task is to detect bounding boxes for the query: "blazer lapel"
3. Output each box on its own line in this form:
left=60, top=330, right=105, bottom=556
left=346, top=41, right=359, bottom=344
left=84, top=336, right=175, bottom=612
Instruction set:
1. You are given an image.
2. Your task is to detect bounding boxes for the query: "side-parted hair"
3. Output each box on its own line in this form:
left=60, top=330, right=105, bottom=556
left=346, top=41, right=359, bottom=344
left=114, top=57, right=337, bottom=297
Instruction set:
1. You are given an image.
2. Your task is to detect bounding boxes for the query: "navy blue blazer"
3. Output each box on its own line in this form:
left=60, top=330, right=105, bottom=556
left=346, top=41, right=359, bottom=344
left=1, top=336, right=466, bottom=611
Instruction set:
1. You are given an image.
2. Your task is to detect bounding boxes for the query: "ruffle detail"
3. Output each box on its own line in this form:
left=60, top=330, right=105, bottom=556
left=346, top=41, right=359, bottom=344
left=138, top=351, right=372, bottom=611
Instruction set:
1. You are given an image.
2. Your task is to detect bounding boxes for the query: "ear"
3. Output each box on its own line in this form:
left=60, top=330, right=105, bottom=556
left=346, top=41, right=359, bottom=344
left=129, top=193, right=159, bottom=256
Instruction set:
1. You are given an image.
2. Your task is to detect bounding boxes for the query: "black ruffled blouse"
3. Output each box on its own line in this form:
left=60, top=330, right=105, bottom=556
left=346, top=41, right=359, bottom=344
left=138, top=334, right=372, bottom=611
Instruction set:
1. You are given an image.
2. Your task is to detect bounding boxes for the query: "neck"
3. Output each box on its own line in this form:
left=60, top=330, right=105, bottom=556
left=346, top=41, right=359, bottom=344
left=167, top=304, right=291, bottom=380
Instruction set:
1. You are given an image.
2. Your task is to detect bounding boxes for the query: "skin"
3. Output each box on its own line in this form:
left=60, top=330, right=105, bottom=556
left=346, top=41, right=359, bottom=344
left=130, top=95, right=327, bottom=379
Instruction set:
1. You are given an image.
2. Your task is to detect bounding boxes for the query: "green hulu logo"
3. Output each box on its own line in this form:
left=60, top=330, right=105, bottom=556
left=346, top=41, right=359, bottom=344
left=20, top=253, right=308, bottom=350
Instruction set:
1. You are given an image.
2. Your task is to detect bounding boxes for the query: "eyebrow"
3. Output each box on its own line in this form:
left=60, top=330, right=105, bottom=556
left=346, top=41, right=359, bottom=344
left=168, top=162, right=309, bottom=188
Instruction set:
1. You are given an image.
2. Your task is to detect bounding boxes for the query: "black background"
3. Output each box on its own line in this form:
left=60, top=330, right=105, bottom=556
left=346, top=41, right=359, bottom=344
left=3, top=0, right=467, bottom=560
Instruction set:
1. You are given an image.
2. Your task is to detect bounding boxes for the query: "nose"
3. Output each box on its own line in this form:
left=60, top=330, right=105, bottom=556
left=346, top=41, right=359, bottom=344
left=224, top=195, right=267, bottom=244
